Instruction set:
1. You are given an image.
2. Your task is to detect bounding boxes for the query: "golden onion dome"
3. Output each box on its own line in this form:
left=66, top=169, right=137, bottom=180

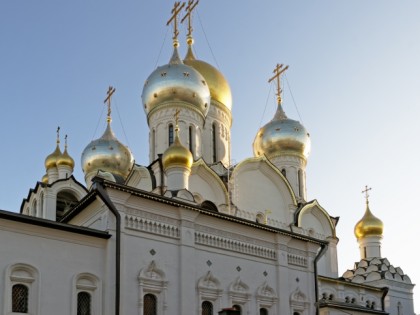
left=41, top=174, right=49, bottom=184
left=253, top=104, right=311, bottom=160
left=162, top=127, right=193, bottom=170
left=81, top=123, right=134, bottom=179
left=57, top=139, right=75, bottom=169
left=354, top=202, right=384, bottom=240
left=45, top=143, right=62, bottom=170
left=141, top=47, right=211, bottom=120
left=184, top=46, right=232, bottom=111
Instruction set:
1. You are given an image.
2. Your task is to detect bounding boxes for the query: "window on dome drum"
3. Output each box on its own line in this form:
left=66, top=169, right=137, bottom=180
left=152, top=129, right=156, bottom=159
left=202, top=301, right=213, bottom=315
left=298, top=169, right=303, bottom=197
left=233, top=304, right=242, bottom=314
left=77, top=292, right=91, bottom=315
left=12, top=284, right=29, bottom=313
left=281, top=168, right=286, bottom=177
left=212, top=123, right=217, bottom=163
left=259, top=308, right=268, bottom=315
left=189, top=125, right=194, bottom=153
left=144, top=293, right=157, bottom=315
left=169, top=124, right=174, bottom=146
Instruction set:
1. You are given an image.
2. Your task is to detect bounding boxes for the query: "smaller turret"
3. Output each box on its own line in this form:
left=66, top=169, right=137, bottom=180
left=44, top=127, right=62, bottom=184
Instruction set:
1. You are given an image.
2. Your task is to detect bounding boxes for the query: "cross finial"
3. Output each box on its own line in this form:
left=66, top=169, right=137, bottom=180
left=174, top=108, right=181, bottom=127
left=268, top=63, right=289, bottom=104
left=167, top=2, right=186, bottom=47
left=362, top=185, right=372, bottom=204
left=56, top=126, right=60, bottom=144
left=104, top=86, right=116, bottom=123
left=181, top=0, right=199, bottom=46
left=64, top=134, right=68, bottom=149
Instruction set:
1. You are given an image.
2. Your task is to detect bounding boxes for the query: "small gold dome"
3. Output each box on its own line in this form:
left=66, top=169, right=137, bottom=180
left=142, top=47, right=211, bottom=119
left=354, top=203, right=384, bottom=239
left=184, top=46, right=232, bottom=111
left=81, top=123, right=134, bottom=179
left=162, top=129, right=193, bottom=170
left=45, top=144, right=62, bottom=170
left=57, top=147, right=75, bottom=169
left=253, top=104, right=310, bottom=160
left=41, top=174, right=49, bottom=184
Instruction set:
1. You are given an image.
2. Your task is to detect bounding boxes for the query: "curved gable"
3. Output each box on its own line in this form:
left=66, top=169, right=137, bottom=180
left=297, top=200, right=335, bottom=238
left=230, top=156, right=296, bottom=226
left=189, top=159, right=229, bottom=211
left=126, top=164, right=154, bottom=192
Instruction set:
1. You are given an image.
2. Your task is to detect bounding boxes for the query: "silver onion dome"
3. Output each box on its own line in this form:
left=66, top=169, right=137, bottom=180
left=141, top=47, right=211, bottom=120
left=253, top=104, right=311, bottom=160
left=81, top=123, right=134, bottom=179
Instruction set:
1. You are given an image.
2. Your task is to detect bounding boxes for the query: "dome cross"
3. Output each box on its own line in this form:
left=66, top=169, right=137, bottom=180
left=362, top=185, right=372, bottom=204
left=56, top=126, right=61, bottom=144
left=167, top=2, right=186, bottom=47
left=181, top=0, right=199, bottom=45
left=104, top=86, right=116, bottom=123
left=268, top=63, right=289, bottom=104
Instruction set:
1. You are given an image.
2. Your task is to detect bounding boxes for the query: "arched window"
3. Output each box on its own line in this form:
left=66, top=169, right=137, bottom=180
left=144, top=294, right=157, bottom=315
left=77, top=292, right=91, bottom=315
left=168, top=124, right=174, bottom=146
left=189, top=125, right=194, bottom=154
left=212, top=123, right=217, bottom=163
left=39, top=192, right=44, bottom=218
left=281, top=168, right=286, bottom=177
left=298, top=169, right=303, bottom=197
left=12, top=284, right=28, bottom=313
left=397, top=302, right=403, bottom=315
left=233, top=304, right=242, bottom=314
left=202, top=301, right=213, bottom=315
left=32, top=199, right=37, bottom=217
left=259, top=308, right=268, bottom=315
left=56, top=190, right=78, bottom=220
left=152, top=128, right=156, bottom=160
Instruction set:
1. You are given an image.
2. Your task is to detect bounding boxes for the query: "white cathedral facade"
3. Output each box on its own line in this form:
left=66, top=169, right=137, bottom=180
left=0, top=3, right=415, bottom=315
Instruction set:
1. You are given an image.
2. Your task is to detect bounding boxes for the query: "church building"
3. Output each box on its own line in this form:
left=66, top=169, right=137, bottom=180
left=0, top=2, right=415, bottom=315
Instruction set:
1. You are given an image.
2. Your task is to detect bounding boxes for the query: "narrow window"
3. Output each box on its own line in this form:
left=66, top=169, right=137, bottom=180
left=202, top=301, right=213, bottom=315
left=144, top=294, right=157, bottom=315
left=152, top=129, right=156, bottom=159
left=233, top=304, right=242, bottom=314
left=189, top=125, right=193, bottom=153
left=281, top=168, right=286, bottom=177
left=168, top=124, right=174, bottom=146
left=12, top=284, right=29, bottom=313
left=212, top=123, right=217, bottom=162
left=298, top=169, right=303, bottom=197
left=77, top=292, right=91, bottom=315
left=364, top=247, right=367, bottom=258
left=259, top=308, right=268, bottom=315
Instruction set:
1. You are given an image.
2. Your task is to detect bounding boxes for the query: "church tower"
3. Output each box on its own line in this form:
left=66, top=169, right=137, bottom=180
left=142, top=2, right=210, bottom=165
left=253, top=64, right=311, bottom=201
left=182, top=0, right=233, bottom=166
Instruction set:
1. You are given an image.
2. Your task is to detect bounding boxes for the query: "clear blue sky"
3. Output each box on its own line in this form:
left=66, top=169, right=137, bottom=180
left=1, top=0, right=419, bottom=310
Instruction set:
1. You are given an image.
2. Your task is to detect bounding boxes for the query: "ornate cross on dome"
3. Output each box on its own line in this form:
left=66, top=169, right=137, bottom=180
left=174, top=108, right=181, bottom=127
left=56, top=126, right=60, bottom=144
left=268, top=63, right=289, bottom=104
left=104, top=86, right=116, bottom=123
left=181, top=0, right=199, bottom=44
left=362, top=185, right=372, bottom=204
left=64, top=134, right=68, bottom=149
left=167, top=1, right=186, bottom=47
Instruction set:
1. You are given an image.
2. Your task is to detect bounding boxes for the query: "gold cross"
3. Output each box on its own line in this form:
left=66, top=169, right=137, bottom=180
left=268, top=63, right=289, bottom=104
left=174, top=108, right=181, bottom=126
left=56, top=126, right=60, bottom=144
left=104, top=86, right=116, bottom=122
left=362, top=185, right=372, bottom=203
left=167, top=2, right=186, bottom=46
left=181, top=0, right=199, bottom=41
left=64, top=134, right=68, bottom=149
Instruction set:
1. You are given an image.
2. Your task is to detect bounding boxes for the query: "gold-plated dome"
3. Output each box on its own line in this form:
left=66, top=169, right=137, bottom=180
left=41, top=174, right=49, bottom=184
left=354, top=202, right=384, bottom=240
left=253, top=104, right=311, bottom=160
left=162, top=127, right=193, bottom=170
left=81, top=123, right=134, bottom=179
left=141, top=47, right=211, bottom=120
left=184, top=46, right=232, bottom=111
left=57, top=136, right=75, bottom=169
left=45, top=143, right=62, bottom=170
